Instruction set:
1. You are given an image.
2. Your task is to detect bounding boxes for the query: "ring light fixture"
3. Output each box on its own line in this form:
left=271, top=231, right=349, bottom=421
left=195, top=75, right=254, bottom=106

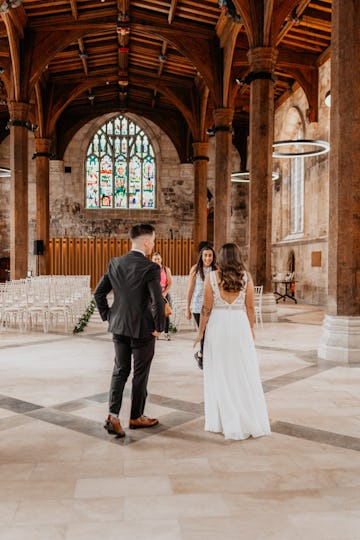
left=231, top=171, right=280, bottom=183
left=0, top=167, right=10, bottom=177
left=272, top=139, right=330, bottom=158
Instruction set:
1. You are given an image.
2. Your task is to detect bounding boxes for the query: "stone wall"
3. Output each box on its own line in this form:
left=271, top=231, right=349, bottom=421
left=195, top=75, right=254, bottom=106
left=51, top=113, right=195, bottom=239
left=272, top=59, right=330, bottom=304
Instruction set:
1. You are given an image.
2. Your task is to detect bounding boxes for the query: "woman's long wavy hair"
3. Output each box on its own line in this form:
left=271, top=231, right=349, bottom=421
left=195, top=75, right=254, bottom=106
left=218, top=243, right=247, bottom=292
left=195, top=245, right=217, bottom=281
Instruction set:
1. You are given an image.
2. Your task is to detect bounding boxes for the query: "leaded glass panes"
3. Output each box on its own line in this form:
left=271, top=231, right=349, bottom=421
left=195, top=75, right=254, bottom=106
left=114, top=156, right=127, bottom=208
left=85, top=115, right=156, bottom=209
left=86, top=155, right=99, bottom=208
left=100, top=155, right=113, bottom=208
left=143, top=157, right=155, bottom=208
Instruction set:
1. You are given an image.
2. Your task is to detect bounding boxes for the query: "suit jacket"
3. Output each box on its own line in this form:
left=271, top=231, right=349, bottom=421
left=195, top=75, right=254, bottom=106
left=94, top=250, right=165, bottom=338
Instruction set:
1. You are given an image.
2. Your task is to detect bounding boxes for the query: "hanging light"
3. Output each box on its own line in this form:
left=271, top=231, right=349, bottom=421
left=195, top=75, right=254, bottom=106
left=325, top=90, right=331, bottom=107
left=0, top=167, right=10, bottom=177
left=0, top=0, right=22, bottom=13
left=272, top=139, right=330, bottom=158
left=231, top=171, right=280, bottom=183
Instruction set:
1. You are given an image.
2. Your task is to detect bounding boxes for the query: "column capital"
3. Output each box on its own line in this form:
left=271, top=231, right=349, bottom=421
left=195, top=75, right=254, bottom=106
left=34, top=137, right=52, bottom=157
left=7, top=101, right=31, bottom=122
left=192, top=141, right=209, bottom=160
left=247, top=47, right=278, bottom=73
left=213, top=107, right=234, bottom=129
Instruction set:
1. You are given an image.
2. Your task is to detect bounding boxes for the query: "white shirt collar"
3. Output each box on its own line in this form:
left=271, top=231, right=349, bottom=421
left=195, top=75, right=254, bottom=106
left=131, top=248, right=145, bottom=256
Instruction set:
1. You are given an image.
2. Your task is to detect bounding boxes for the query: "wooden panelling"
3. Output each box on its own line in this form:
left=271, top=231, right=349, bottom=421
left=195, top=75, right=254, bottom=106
left=49, top=238, right=194, bottom=289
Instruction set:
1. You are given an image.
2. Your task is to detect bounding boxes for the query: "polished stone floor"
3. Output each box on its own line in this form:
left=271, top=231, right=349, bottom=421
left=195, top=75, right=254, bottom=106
left=0, top=303, right=360, bottom=540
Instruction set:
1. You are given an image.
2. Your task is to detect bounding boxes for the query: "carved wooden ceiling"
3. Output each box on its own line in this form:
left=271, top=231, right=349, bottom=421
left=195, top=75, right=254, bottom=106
left=0, top=0, right=331, bottom=161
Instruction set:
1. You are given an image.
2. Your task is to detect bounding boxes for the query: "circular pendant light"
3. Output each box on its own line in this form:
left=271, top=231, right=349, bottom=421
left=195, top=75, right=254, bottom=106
left=272, top=139, right=330, bottom=158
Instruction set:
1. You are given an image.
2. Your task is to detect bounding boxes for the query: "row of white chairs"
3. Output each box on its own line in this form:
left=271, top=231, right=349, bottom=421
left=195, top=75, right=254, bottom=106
left=0, top=275, right=91, bottom=333
left=169, top=276, right=264, bottom=330
left=169, top=276, right=197, bottom=332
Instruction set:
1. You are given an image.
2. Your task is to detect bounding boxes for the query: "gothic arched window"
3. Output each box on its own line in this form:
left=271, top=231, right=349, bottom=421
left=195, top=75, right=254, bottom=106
left=85, top=115, right=156, bottom=209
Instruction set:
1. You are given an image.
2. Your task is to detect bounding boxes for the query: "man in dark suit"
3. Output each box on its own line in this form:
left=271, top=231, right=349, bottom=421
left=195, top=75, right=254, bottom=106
left=94, top=223, right=165, bottom=437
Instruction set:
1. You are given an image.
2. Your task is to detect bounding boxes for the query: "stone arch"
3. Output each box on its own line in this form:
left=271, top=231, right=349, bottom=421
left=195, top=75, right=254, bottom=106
left=287, top=249, right=295, bottom=272
left=278, top=105, right=306, bottom=141
left=63, top=112, right=180, bottom=211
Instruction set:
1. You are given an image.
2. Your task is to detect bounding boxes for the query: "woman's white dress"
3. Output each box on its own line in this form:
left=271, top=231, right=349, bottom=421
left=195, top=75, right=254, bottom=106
left=203, top=271, right=271, bottom=440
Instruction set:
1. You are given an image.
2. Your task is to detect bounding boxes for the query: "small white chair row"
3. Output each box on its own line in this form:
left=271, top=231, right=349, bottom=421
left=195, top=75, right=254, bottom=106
left=0, top=275, right=91, bottom=333
left=169, top=277, right=264, bottom=330
left=169, top=275, right=196, bottom=332
left=254, top=285, right=263, bottom=328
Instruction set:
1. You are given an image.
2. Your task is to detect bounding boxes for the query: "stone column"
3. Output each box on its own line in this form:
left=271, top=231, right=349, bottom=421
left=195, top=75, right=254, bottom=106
left=213, top=108, right=234, bottom=250
left=318, top=0, right=360, bottom=364
left=8, top=102, right=30, bottom=280
left=192, top=141, right=209, bottom=251
left=34, top=138, right=51, bottom=276
left=247, top=47, right=278, bottom=321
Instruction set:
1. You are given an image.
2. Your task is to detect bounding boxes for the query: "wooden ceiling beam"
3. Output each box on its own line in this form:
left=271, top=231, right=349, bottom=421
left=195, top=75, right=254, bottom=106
left=69, top=0, right=78, bottom=21
left=275, top=0, right=313, bottom=45
left=168, top=0, right=178, bottom=25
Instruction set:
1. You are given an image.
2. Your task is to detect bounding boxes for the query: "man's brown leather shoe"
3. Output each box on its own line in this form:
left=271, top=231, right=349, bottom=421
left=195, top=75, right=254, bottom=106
left=129, top=415, right=159, bottom=429
left=104, top=415, right=125, bottom=437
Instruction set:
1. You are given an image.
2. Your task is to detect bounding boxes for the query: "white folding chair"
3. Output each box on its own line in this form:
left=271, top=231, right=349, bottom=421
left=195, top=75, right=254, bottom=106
left=254, top=285, right=263, bottom=328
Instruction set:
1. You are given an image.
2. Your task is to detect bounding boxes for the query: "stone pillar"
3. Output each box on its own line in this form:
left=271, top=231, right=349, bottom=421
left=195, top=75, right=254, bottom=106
left=247, top=47, right=278, bottom=321
left=8, top=102, right=30, bottom=280
left=318, top=0, right=360, bottom=364
left=192, top=141, right=209, bottom=251
left=34, top=138, right=51, bottom=276
left=213, top=108, right=234, bottom=250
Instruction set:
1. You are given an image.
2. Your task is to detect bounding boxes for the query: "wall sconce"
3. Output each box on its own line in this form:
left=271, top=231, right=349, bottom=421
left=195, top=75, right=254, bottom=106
left=218, top=0, right=241, bottom=23
left=88, top=93, right=95, bottom=101
left=158, top=54, right=168, bottom=63
left=325, top=90, right=331, bottom=107
left=79, top=52, right=88, bottom=59
left=0, top=0, right=22, bottom=13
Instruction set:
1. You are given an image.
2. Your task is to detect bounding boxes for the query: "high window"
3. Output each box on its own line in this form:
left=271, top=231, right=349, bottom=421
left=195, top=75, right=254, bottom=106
left=85, top=115, right=156, bottom=209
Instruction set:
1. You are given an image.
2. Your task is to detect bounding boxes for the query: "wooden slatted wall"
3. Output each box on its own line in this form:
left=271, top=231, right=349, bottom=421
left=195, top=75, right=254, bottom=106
left=49, top=238, right=194, bottom=289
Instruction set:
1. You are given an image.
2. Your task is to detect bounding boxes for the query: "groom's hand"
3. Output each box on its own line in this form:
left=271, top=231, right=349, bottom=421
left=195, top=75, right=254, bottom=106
left=152, top=331, right=160, bottom=337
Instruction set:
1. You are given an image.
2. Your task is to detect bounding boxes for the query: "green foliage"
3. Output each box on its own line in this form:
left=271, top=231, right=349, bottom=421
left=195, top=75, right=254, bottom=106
left=169, top=321, right=177, bottom=333
left=73, top=299, right=96, bottom=335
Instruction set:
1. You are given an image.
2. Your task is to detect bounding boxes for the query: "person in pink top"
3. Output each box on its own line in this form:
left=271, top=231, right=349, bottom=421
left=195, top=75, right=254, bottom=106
left=152, top=252, right=173, bottom=340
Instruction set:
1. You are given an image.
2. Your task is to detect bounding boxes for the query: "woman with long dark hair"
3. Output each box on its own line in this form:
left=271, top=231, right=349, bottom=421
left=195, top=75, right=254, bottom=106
left=186, top=245, right=217, bottom=369
left=194, top=243, right=270, bottom=440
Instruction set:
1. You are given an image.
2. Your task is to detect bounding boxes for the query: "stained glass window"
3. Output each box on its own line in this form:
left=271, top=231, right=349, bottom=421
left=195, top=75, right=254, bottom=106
left=86, top=115, right=156, bottom=209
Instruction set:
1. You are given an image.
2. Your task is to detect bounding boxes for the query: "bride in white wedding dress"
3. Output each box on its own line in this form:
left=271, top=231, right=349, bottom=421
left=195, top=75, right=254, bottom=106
left=194, top=243, right=271, bottom=441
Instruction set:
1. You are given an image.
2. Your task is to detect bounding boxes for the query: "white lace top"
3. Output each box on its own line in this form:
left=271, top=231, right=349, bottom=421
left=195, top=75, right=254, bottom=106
left=209, top=270, right=247, bottom=311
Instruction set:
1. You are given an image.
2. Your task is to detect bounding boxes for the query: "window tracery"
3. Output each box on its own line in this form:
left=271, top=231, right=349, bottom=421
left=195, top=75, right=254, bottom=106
left=85, top=115, right=156, bottom=209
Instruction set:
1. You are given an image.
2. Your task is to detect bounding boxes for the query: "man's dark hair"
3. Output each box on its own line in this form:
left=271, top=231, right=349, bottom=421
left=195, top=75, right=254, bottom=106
left=130, top=223, right=155, bottom=240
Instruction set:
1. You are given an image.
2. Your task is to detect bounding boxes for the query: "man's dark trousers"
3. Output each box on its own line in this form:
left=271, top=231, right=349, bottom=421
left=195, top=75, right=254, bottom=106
left=109, top=334, right=155, bottom=419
